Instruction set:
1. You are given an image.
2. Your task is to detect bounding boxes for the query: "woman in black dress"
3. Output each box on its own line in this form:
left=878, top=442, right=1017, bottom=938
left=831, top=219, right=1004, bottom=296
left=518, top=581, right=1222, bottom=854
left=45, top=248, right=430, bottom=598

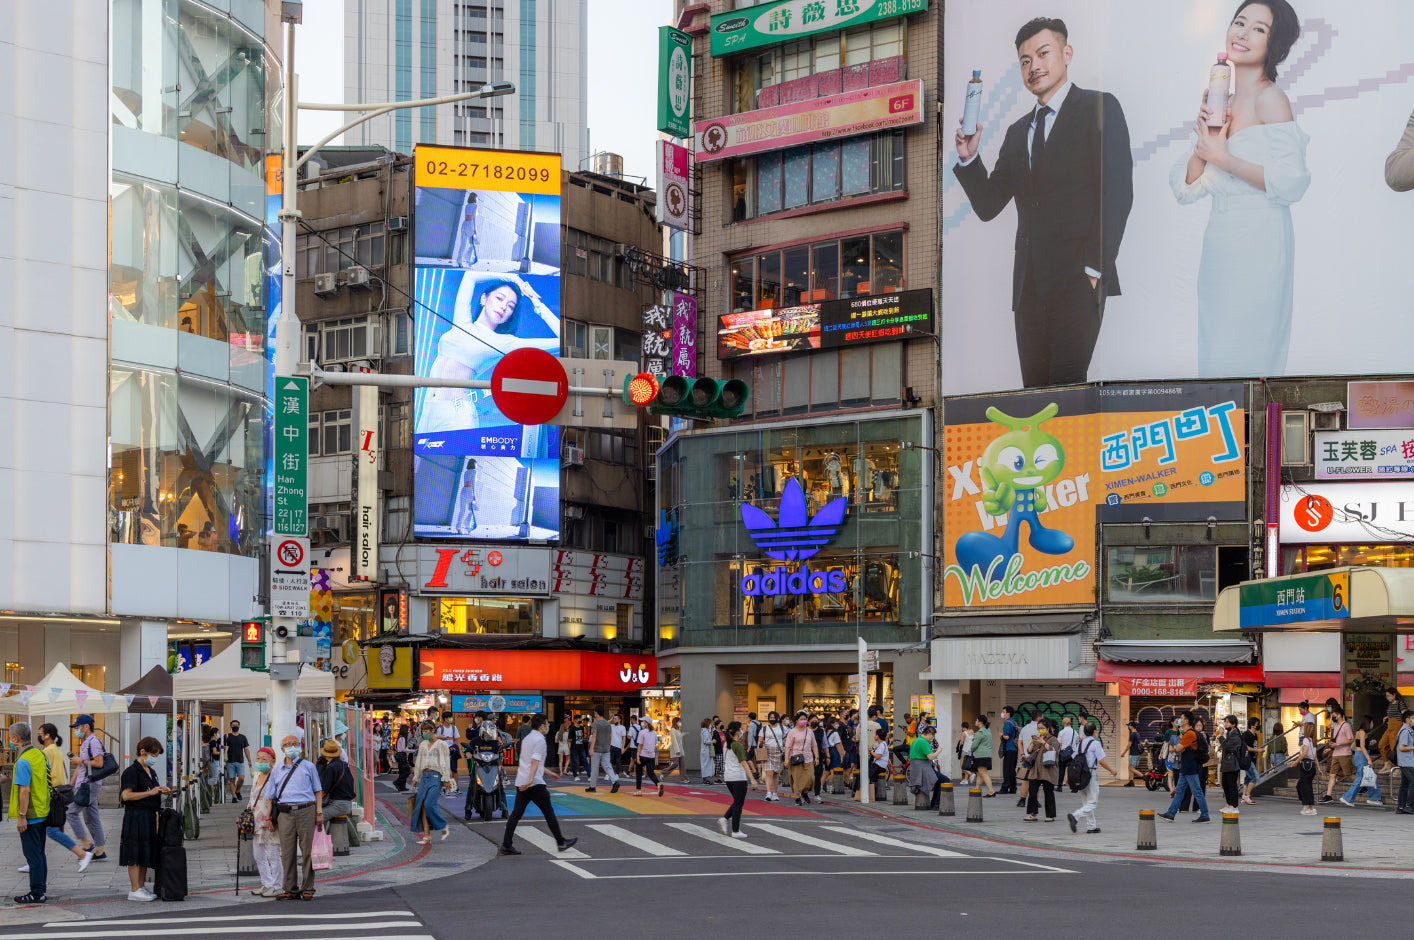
left=119, top=737, right=170, bottom=902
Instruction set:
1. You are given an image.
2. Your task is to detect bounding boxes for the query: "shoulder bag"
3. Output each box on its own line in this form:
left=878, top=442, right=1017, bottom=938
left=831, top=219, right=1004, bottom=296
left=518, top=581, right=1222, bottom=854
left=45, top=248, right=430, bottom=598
left=268, top=759, right=303, bottom=826
left=237, top=776, right=267, bottom=841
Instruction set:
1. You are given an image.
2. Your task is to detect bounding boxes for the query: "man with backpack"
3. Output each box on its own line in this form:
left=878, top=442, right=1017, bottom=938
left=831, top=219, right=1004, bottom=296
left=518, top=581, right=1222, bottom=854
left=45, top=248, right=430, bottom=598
left=1066, top=721, right=1113, bottom=834
left=1158, top=711, right=1210, bottom=823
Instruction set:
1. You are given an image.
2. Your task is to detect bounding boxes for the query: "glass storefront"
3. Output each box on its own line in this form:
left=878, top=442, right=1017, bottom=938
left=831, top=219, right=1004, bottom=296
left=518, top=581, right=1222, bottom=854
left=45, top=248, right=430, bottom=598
left=1282, top=544, right=1414, bottom=573
left=658, top=413, right=930, bottom=648
left=435, top=597, right=539, bottom=635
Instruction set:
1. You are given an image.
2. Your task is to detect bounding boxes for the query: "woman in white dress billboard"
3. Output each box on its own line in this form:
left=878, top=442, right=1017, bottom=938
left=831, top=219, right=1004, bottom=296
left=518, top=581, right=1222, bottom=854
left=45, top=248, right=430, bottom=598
left=1171, top=0, right=1309, bottom=377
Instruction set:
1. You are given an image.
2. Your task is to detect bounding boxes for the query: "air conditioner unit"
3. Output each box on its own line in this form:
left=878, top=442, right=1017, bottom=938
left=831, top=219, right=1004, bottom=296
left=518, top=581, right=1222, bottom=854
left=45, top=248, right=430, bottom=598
left=563, top=505, right=585, bottom=520
left=346, top=359, right=374, bottom=373
left=323, top=362, right=347, bottom=373
left=310, top=514, right=339, bottom=531
left=388, top=216, right=408, bottom=232
left=1311, top=410, right=1341, bottom=431
left=562, top=445, right=585, bottom=467
left=344, top=266, right=372, bottom=289
left=313, top=272, right=338, bottom=295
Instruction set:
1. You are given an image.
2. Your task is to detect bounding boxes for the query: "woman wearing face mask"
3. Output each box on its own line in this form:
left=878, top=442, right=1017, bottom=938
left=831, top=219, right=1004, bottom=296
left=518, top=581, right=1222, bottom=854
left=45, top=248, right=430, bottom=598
left=410, top=721, right=451, bottom=844
left=761, top=712, right=785, bottom=802
left=119, top=737, right=171, bottom=901
left=247, top=746, right=282, bottom=896
left=663, top=717, right=685, bottom=780
left=36, top=724, right=94, bottom=871
left=783, top=716, right=820, bottom=806
left=698, top=719, right=714, bottom=785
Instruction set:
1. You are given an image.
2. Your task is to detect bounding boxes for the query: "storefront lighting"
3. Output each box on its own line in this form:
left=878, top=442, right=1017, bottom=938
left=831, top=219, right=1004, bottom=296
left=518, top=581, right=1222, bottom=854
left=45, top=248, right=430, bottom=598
left=0, top=615, right=122, bottom=626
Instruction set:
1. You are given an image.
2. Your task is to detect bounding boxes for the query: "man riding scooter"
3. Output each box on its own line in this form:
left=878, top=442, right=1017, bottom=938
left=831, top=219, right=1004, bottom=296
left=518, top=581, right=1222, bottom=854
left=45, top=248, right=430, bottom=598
left=465, top=721, right=508, bottom=822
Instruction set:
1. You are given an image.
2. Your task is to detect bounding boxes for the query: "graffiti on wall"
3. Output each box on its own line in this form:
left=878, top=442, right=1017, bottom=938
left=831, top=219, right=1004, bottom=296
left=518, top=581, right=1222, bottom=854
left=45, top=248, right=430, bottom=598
left=1134, top=705, right=1212, bottom=744
left=1014, top=699, right=1116, bottom=739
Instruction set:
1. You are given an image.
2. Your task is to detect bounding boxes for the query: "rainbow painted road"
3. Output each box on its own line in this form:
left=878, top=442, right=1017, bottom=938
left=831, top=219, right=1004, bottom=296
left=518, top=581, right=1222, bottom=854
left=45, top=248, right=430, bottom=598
left=442, top=784, right=819, bottom=819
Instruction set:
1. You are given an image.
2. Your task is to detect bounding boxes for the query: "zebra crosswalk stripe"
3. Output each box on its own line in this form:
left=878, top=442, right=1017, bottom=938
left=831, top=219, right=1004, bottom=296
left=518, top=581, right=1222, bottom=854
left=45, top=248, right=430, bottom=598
left=587, top=822, right=687, bottom=856
left=820, top=826, right=970, bottom=857
left=665, top=821, right=780, bottom=854
left=516, top=825, right=590, bottom=857
left=748, top=822, right=876, bottom=856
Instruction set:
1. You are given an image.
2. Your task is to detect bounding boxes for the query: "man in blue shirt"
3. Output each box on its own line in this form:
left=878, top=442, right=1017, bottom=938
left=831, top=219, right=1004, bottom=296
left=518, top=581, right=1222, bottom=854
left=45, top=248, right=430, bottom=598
left=265, top=734, right=324, bottom=899
left=1000, top=706, right=1020, bottom=795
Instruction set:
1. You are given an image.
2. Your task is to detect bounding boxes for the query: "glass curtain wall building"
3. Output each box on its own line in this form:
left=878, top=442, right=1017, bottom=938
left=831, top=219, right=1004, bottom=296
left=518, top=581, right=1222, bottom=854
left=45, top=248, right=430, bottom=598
left=0, top=1, right=282, bottom=737
left=344, top=0, right=588, bottom=167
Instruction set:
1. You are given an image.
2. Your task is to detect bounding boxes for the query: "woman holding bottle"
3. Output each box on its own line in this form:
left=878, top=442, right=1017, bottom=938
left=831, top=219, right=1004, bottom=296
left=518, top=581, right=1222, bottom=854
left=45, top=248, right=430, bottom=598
left=1171, top=0, right=1308, bottom=377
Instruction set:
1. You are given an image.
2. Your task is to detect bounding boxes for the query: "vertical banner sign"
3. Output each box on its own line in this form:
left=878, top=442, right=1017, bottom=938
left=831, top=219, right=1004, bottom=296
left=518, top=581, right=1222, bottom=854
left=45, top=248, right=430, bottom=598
left=656, top=26, right=692, bottom=138
left=642, top=304, right=672, bottom=379
left=273, top=377, right=308, bottom=537
left=655, top=139, right=691, bottom=232
left=670, top=291, right=697, bottom=378
left=351, top=385, right=380, bottom=581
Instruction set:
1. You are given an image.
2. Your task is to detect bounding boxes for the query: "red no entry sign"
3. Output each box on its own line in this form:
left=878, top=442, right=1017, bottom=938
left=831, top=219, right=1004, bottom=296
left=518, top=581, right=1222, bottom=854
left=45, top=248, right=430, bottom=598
left=276, top=538, right=305, bottom=568
left=490, top=348, right=568, bottom=425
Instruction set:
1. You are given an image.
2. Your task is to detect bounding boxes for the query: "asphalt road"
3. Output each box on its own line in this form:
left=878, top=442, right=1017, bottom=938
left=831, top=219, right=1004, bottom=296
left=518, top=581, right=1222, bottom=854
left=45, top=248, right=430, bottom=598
left=9, top=784, right=1409, bottom=939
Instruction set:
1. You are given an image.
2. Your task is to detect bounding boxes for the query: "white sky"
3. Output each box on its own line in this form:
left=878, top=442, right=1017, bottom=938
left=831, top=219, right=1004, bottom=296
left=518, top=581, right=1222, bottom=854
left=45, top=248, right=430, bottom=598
left=294, top=0, right=670, bottom=182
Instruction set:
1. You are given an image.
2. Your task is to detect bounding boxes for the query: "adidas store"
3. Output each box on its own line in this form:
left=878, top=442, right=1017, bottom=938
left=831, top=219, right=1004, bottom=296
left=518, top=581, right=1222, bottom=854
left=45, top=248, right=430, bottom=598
left=655, top=412, right=934, bottom=769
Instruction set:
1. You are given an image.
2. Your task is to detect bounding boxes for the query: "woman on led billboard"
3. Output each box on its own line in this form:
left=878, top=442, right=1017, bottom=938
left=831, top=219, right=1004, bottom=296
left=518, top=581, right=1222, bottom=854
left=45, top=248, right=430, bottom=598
left=1170, top=1, right=1309, bottom=377
left=418, top=272, right=559, bottom=433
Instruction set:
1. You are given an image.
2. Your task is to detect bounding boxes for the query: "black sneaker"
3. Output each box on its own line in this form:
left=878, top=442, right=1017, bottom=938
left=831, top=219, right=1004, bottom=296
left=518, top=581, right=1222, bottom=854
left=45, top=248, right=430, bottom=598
left=1193, top=816, right=1211, bottom=823
left=1066, top=813, right=1077, bottom=833
left=1086, top=828, right=1102, bottom=834
left=610, top=782, right=620, bottom=794
left=13, top=893, right=44, bottom=904
left=1158, top=813, right=1175, bottom=822
left=499, top=845, right=522, bottom=856
left=557, top=838, right=578, bottom=852
left=1016, top=798, right=1026, bottom=808
left=1318, top=796, right=1334, bottom=804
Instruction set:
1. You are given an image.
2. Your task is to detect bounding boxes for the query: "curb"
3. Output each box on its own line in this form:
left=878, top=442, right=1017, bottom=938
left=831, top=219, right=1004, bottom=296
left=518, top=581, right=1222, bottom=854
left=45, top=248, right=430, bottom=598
left=834, top=797, right=1414, bottom=873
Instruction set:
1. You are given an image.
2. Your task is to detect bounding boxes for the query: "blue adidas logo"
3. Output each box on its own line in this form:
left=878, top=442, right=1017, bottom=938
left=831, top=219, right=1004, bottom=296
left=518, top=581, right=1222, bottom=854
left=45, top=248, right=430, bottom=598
left=738, top=478, right=847, bottom=598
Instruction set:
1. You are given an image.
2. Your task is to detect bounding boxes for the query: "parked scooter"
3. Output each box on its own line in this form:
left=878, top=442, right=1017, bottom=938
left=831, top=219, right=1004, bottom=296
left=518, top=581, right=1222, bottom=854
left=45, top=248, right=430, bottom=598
left=466, top=725, right=506, bottom=822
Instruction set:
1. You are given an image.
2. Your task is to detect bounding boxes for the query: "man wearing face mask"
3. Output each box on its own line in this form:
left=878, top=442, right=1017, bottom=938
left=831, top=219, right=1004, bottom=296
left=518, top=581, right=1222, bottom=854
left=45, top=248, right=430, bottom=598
left=264, top=734, right=324, bottom=900
left=67, top=715, right=108, bottom=863
left=224, top=720, right=251, bottom=802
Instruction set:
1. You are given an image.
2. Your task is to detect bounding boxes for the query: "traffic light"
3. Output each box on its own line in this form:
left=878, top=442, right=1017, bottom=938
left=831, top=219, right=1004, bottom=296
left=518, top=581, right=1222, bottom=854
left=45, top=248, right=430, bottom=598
left=240, top=619, right=267, bottom=671
left=623, top=374, right=750, bottom=420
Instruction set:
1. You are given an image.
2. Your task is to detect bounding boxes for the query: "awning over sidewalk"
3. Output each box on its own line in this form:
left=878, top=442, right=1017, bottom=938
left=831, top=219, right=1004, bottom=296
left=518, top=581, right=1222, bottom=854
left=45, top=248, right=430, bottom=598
left=1097, top=639, right=1256, bottom=664
left=1095, top=660, right=1266, bottom=685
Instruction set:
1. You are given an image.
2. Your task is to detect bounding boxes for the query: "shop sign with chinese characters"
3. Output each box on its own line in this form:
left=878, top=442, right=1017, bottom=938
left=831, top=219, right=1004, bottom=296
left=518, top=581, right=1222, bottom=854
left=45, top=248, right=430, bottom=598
left=1118, top=676, right=1198, bottom=696
left=1314, top=430, right=1414, bottom=480
left=273, top=377, right=308, bottom=537
left=419, top=649, right=658, bottom=691
left=709, top=0, right=928, bottom=57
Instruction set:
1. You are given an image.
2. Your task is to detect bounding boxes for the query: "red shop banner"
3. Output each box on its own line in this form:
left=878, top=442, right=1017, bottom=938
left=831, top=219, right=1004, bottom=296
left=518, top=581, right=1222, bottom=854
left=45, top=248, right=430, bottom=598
left=419, top=649, right=657, bottom=692
left=1118, top=676, right=1198, bottom=697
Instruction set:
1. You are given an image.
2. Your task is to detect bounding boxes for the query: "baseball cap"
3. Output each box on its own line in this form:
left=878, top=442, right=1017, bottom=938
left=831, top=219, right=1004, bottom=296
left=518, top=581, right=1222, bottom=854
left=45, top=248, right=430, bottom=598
left=70, top=714, right=95, bottom=729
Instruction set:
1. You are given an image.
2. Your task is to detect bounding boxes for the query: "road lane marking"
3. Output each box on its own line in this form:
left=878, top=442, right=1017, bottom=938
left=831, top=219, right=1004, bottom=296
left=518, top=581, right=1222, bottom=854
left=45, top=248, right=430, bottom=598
left=666, top=821, right=780, bottom=854
left=587, top=823, right=687, bottom=856
left=547, top=867, right=1073, bottom=880
left=516, top=826, right=589, bottom=858
left=821, top=826, right=970, bottom=857
left=749, top=822, right=875, bottom=855
left=49, top=914, right=418, bottom=926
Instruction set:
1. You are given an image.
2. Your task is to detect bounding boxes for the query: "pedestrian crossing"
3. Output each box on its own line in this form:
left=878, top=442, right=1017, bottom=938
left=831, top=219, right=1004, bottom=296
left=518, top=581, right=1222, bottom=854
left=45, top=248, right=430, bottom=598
left=503, top=818, right=966, bottom=861
left=30, top=911, right=431, bottom=940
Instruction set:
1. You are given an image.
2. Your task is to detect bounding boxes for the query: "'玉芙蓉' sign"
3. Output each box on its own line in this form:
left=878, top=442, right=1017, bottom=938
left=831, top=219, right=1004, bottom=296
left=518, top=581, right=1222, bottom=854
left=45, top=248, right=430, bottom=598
left=709, top=0, right=929, bottom=57
left=738, top=478, right=847, bottom=598
left=1238, top=572, right=1350, bottom=628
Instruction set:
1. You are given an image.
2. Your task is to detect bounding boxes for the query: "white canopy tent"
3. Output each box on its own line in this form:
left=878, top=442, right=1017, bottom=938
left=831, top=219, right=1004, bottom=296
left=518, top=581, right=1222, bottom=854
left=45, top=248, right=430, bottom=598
left=0, top=663, right=127, bottom=718
left=172, top=642, right=334, bottom=703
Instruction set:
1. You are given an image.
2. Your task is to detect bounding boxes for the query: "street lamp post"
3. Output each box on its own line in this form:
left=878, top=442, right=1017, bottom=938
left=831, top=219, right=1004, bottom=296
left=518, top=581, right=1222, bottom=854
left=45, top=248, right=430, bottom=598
left=269, top=2, right=514, bottom=750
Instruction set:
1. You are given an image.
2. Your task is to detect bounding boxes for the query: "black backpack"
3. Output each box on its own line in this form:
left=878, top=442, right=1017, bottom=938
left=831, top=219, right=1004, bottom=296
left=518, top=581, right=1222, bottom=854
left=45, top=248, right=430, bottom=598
left=1193, top=731, right=1210, bottom=766
left=1066, top=740, right=1093, bottom=791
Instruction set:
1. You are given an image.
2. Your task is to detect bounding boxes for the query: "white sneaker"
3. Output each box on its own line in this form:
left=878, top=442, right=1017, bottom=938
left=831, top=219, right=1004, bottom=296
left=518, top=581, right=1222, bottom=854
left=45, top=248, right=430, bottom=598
left=128, top=889, right=157, bottom=902
left=16, top=865, right=27, bottom=873
left=1338, top=797, right=1355, bottom=807
left=77, top=850, right=94, bottom=873
left=1226, top=805, right=1239, bottom=814
left=1368, top=799, right=1384, bottom=805
left=717, top=817, right=730, bottom=836
left=731, top=830, right=748, bottom=839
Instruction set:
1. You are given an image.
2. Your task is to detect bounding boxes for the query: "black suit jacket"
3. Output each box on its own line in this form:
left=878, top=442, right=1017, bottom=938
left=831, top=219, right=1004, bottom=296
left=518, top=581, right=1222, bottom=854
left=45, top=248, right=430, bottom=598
left=953, top=85, right=1134, bottom=311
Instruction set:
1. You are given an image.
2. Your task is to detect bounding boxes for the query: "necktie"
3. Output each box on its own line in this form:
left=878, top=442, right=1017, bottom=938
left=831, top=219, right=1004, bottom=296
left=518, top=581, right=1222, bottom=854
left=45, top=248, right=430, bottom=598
left=1031, top=104, right=1052, bottom=174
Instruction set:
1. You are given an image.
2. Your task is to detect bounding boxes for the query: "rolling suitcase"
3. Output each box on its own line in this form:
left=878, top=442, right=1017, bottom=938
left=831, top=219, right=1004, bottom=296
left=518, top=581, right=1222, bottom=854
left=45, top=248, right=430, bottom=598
left=155, top=844, right=188, bottom=901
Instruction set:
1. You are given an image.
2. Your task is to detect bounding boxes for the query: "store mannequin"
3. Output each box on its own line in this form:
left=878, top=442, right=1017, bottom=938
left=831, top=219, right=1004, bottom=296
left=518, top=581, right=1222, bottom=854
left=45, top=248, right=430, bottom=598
left=823, top=452, right=847, bottom=499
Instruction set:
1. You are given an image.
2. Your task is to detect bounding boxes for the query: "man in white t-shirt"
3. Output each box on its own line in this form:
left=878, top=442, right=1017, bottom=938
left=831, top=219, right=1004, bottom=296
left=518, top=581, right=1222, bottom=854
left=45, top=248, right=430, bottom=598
left=1016, top=712, right=1040, bottom=807
left=1067, top=722, right=1115, bottom=835
left=499, top=714, right=577, bottom=855
left=608, top=714, right=627, bottom=776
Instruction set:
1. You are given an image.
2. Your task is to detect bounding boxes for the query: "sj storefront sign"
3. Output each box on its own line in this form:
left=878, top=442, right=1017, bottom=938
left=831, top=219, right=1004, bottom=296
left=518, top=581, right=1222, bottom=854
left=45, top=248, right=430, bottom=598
left=415, top=545, right=552, bottom=595
left=942, top=384, right=1246, bottom=610
left=695, top=79, right=923, bottom=163
left=710, top=0, right=928, bottom=56
left=1279, top=483, right=1414, bottom=543
left=1238, top=572, right=1350, bottom=628
left=419, top=649, right=658, bottom=692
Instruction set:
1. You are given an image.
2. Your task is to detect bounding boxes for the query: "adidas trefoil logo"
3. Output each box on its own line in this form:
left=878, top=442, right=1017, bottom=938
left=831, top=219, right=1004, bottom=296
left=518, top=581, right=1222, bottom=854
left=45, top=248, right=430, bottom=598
left=739, top=477, right=846, bottom=561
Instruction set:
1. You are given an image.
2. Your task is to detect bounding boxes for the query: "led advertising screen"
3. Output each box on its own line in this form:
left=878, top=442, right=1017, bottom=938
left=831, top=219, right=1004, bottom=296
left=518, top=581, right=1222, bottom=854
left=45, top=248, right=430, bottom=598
left=412, top=145, right=562, bottom=541
left=717, top=288, right=933, bottom=359
left=942, top=2, right=1414, bottom=394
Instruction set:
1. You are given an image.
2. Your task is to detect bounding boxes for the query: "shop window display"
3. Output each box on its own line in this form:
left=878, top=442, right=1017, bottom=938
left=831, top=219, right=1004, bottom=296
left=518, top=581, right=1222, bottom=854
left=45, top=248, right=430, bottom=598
left=732, top=550, right=901, bottom=626
left=436, top=597, right=537, bottom=635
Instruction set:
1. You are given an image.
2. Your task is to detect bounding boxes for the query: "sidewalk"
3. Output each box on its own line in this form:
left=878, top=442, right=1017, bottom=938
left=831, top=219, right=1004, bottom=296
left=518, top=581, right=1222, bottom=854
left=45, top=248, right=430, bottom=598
left=831, top=782, right=1414, bottom=871
left=0, top=779, right=496, bottom=927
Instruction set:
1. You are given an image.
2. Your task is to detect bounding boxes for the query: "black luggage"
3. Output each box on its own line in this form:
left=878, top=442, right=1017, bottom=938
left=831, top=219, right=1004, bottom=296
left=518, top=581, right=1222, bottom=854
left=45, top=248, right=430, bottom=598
left=157, top=807, right=184, bottom=846
left=155, top=844, right=187, bottom=901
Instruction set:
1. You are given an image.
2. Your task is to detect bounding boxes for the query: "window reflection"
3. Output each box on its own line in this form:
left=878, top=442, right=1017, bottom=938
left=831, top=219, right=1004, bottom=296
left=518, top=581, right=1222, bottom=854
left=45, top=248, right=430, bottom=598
left=176, top=0, right=267, bottom=175
left=436, top=597, right=538, bottom=634
left=177, top=193, right=266, bottom=345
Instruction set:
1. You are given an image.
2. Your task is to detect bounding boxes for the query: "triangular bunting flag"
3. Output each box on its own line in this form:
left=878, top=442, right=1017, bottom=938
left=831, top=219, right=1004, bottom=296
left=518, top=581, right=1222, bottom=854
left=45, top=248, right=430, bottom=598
left=148, top=695, right=160, bottom=708
left=50, top=687, right=62, bottom=698
left=18, top=689, right=33, bottom=705
left=75, top=690, right=88, bottom=707
left=125, top=694, right=136, bottom=707
left=0, top=683, right=10, bottom=696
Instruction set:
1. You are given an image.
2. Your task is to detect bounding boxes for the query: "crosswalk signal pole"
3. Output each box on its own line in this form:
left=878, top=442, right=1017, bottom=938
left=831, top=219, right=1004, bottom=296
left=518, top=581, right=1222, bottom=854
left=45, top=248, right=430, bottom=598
left=858, top=637, right=869, bottom=805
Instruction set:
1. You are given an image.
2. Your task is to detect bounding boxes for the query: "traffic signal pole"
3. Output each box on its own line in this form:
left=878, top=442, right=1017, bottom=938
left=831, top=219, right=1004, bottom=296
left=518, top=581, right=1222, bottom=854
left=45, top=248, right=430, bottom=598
left=271, top=4, right=517, bottom=754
